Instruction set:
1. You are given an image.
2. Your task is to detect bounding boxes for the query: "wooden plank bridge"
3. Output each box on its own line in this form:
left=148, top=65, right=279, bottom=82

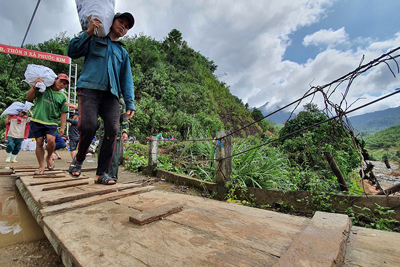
left=8, top=165, right=400, bottom=267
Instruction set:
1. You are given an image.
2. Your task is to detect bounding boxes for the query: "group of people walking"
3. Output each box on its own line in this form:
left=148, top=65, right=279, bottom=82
left=4, top=11, right=136, bottom=185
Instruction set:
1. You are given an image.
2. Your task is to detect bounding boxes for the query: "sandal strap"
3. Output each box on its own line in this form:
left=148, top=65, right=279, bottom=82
left=98, top=174, right=115, bottom=184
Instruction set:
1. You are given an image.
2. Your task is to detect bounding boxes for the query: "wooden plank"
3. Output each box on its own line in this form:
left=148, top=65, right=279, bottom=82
left=28, top=176, right=89, bottom=186
left=60, top=167, right=98, bottom=172
left=13, top=170, right=66, bottom=176
left=12, top=165, right=38, bottom=170
left=29, top=174, right=67, bottom=179
left=275, top=211, right=351, bottom=267
left=40, top=186, right=156, bottom=217
left=129, top=203, right=183, bottom=225
left=42, top=179, right=91, bottom=191
left=344, top=226, right=400, bottom=266
left=41, top=191, right=307, bottom=267
left=0, top=169, right=14, bottom=175
left=15, top=167, right=96, bottom=175
left=39, top=183, right=143, bottom=206
left=19, top=175, right=95, bottom=210
left=14, top=168, right=62, bottom=172
left=117, top=190, right=309, bottom=257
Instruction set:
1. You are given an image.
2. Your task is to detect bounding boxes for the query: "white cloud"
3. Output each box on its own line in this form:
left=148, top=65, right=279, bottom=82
left=256, top=35, right=400, bottom=116
left=0, top=0, right=399, bottom=117
left=303, top=27, right=348, bottom=48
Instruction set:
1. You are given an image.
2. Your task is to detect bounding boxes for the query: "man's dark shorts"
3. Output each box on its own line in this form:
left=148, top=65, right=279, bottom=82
left=29, top=121, right=58, bottom=139
left=69, top=138, right=79, bottom=151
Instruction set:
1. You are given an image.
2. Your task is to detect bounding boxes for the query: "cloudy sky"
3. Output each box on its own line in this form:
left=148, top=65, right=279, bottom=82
left=1, top=0, right=400, bottom=116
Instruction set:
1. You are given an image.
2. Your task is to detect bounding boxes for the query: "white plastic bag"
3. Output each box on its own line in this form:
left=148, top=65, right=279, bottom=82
left=23, top=64, right=57, bottom=93
left=75, top=0, right=116, bottom=37
left=1, top=101, right=34, bottom=116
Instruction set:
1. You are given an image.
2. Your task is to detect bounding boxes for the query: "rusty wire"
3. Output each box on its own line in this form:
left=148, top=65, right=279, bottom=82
left=142, top=47, right=400, bottom=178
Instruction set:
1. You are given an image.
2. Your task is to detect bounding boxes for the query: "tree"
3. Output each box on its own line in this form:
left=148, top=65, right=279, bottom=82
left=279, top=103, right=359, bottom=175
left=0, top=30, right=260, bottom=142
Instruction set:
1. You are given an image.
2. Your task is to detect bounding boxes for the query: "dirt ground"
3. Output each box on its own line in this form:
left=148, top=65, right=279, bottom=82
left=0, top=149, right=199, bottom=267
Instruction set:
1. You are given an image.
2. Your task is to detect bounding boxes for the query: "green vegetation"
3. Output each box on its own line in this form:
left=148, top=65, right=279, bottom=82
left=0, top=30, right=262, bottom=140
left=1, top=30, right=397, bottom=230
left=363, top=125, right=400, bottom=162
left=345, top=203, right=398, bottom=231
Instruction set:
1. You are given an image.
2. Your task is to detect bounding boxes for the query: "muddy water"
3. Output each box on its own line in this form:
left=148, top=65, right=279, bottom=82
left=0, top=175, right=46, bottom=248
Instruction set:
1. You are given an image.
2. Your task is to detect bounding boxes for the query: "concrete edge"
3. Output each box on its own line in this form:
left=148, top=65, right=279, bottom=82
left=15, top=179, right=44, bottom=226
left=274, top=211, right=351, bottom=267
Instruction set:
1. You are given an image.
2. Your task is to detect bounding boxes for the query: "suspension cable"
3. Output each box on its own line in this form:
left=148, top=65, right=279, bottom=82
left=4, top=0, right=42, bottom=91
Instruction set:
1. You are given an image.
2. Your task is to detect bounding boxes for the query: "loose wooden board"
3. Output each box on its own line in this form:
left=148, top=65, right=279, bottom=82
left=13, top=170, right=66, bottom=177
left=40, top=186, right=156, bottom=217
left=18, top=175, right=144, bottom=208
left=129, top=203, right=183, bottom=225
left=26, top=176, right=89, bottom=186
left=41, top=179, right=91, bottom=191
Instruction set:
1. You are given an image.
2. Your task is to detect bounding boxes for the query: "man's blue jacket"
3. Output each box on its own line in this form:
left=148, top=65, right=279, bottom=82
left=67, top=31, right=135, bottom=111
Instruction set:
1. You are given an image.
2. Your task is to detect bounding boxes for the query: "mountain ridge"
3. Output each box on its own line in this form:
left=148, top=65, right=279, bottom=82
left=258, top=102, right=296, bottom=125
left=259, top=102, right=400, bottom=133
left=348, top=106, right=400, bottom=134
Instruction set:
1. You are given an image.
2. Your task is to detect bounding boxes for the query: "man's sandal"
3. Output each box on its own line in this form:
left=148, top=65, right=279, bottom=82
left=95, top=173, right=116, bottom=185
left=68, top=157, right=83, bottom=178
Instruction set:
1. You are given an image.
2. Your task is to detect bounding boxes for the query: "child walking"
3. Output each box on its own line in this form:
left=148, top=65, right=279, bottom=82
left=5, top=110, right=31, bottom=162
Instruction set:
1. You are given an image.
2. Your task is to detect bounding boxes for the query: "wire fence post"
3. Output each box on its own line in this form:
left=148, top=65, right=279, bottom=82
left=147, top=136, right=158, bottom=171
left=215, top=131, right=232, bottom=184
left=323, top=151, right=349, bottom=191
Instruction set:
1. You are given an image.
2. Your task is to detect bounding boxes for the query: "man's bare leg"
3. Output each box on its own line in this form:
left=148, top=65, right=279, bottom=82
left=35, top=137, right=46, bottom=174
left=45, top=134, right=56, bottom=169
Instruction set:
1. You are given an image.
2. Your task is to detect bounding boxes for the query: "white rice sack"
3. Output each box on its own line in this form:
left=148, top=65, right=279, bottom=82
left=23, top=64, right=57, bottom=92
left=35, top=82, right=46, bottom=93
left=1, top=101, right=34, bottom=116
left=75, top=0, right=115, bottom=37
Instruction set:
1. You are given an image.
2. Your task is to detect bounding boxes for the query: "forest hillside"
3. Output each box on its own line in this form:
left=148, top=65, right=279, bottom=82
left=349, top=106, right=400, bottom=135
left=0, top=30, right=273, bottom=140
left=364, top=124, right=400, bottom=162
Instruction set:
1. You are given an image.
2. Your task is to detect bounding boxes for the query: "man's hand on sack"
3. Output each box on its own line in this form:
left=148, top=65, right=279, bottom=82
left=87, top=18, right=102, bottom=36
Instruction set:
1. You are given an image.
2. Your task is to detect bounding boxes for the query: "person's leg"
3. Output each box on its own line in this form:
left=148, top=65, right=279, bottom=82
left=54, top=150, right=62, bottom=159
left=10, top=138, right=23, bottom=162
left=97, top=137, right=103, bottom=162
left=75, top=89, right=100, bottom=162
left=95, top=92, right=120, bottom=184
left=5, top=137, right=15, bottom=162
left=68, top=138, right=78, bottom=162
left=45, top=134, right=56, bottom=169
left=69, top=150, right=77, bottom=162
left=69, top=89, right=101, bottom=177
left=29, top=122, right=48, bottom=174
left=13, top=138, right=23, bottom=155
left=35, top=136, right=46, bottom=173
left=107, top=139, right=121, bottom=180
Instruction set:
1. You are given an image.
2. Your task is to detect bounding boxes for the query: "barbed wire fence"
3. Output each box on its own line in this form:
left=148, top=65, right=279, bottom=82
left=136, top=46, right=400, bottom=192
